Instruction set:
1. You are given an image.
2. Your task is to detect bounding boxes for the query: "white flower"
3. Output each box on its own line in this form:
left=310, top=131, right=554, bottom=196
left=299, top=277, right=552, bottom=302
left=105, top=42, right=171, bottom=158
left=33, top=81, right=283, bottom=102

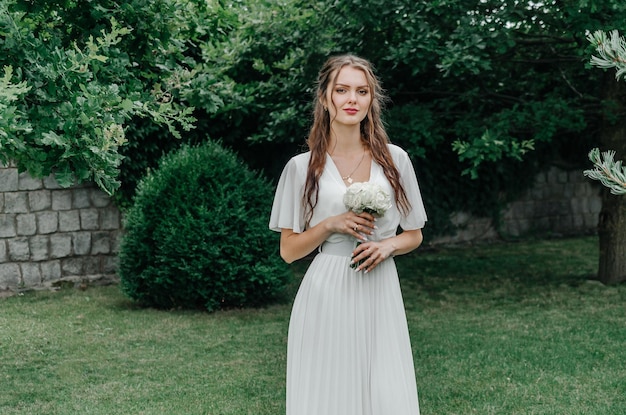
left=343, top=182, right=391, bottom=217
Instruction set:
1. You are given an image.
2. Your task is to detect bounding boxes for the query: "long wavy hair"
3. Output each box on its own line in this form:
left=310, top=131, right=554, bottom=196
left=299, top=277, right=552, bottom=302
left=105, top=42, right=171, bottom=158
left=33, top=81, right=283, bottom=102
left=303, top=54, right=411, bottom=227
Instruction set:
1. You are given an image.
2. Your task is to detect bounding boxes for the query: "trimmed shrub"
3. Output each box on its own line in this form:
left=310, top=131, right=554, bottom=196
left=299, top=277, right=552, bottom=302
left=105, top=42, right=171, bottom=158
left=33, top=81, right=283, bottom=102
left=118, top=141, right=291, bottom=311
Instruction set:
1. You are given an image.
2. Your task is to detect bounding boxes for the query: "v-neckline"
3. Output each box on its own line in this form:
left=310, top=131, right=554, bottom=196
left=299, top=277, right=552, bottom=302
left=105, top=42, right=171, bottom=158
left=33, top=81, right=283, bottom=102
left=326, top=153, right=375, bottom=188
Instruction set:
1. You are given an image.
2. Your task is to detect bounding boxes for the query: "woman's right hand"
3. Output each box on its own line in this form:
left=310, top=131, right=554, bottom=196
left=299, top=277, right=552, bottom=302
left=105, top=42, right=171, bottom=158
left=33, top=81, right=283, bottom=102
left=280, top=211, right=376, bottom=264
left=327, top=211, right=376, bottom=241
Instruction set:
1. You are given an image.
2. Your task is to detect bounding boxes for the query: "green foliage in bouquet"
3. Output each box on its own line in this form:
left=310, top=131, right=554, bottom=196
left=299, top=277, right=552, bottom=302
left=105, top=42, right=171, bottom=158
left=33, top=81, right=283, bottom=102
left=118, top=141, right=291, bottom=312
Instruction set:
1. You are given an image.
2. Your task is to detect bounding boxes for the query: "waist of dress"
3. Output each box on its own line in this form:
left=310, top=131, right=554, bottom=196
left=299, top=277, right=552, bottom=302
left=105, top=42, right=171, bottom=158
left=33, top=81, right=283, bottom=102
left=318, top=239, right=357, bottom=257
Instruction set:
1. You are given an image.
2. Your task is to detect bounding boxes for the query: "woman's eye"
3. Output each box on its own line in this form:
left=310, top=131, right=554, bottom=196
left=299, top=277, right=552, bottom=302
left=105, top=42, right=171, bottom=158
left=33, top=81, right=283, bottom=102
left=358, top=89, right=368, bottom=95
left=335, top=88, right=346, bottom=93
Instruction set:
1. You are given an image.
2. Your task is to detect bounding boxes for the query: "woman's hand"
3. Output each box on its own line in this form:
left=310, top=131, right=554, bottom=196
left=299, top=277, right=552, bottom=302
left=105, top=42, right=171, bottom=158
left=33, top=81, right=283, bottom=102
left=279, top=211, right=377, bottom=264
left=351, top=229, right=424, bottom=273
left=350, top=239, right=394, bottom=273
left=326, top=211, right=376, bottom=241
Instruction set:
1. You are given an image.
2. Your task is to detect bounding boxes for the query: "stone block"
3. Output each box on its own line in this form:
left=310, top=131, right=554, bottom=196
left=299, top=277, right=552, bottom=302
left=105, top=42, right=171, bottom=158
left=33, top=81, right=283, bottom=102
left=91, top=232, right=111, bottom=255
left=80, top=209, right=99, bottom=230
left=61, top=258, right=84, bottom=276
left=589, top=184, right=601, bottom=197
left=28, top=190, right=52, bottom=211
left=4, top=192, right=29, bottom=213
left=52, top=190, right=73, bottom=211
left=0, top=240, right=6, bottom=262
left=563, top=215, right=575, bottom=230
left=583, top=213, right=599, bottom=228
left=0, top=263, right=20, bottom=288
left=41, top=260, right=62, bottom=282
left=547, top=182, right=565, bottom=198
left=16, top=213, right=37, bottom=236
left=0, top=168, right=18, bottom=192
left=590, top=197, right=602, bottom=214
left=0, top=214, right=16, bottom=237
left=449, top=211, right=471, bottom=227
left=110, top=231, right=122, bottom=254
left=50, top=234, right=72, bottom=259
left=0, top=194, right=4, bottom=213
left=103, top=255, right=118, bottom=274
left=573, top=215, right=584, bottom=229
left=100, top=207, right=121, bottom=230
left=574, top=183, right=589, bottom=198
left=503, top=220, right=522, bottom=237
left=59, top=210, right=81, bottom=232
left=73, top=232, right=92, bottom=256
left=37, top=211, right=58, bottom=234
left=29, top=235, right=49, bottom=261
left=517, top=218, right=531, bottom=234
left=21, top=263, right=41, bottom=286
left=83, top=256, right=101, bottom=274
left=73, top=188, right=91, bottom=209
left=43, top=175, right=63, bottom=190
left=519, top=201, right=535, bottom=219
left=545, top=167, right=559, bottom=183
left=536, top=217, right=550, bottom=230
left=501, top=205, right=515, bottom=221
left=18, top=172, right=43, bottom=190
left=536, top=201, right=560, bottom=217
left=91, top=189, right=111, bottom=208
left=530, top=187, right=544, bottom=200
left=8, top=237, right=30, bottom=261
left=569, top=198, right=584, bottom=215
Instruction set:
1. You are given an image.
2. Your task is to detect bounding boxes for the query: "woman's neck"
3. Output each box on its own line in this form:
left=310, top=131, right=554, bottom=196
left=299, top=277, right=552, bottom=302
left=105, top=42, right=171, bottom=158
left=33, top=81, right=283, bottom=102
left=329, top=125, right=363, bottom=155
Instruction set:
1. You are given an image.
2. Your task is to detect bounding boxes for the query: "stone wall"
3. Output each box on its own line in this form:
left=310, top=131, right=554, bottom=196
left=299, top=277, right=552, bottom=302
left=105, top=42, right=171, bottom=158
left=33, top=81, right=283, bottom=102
left=0, top=162, right=121, bottom=291
left=430, top=166, right=602, bottom=244
left=501, top=167, right=602, bottom=237
left=0, top=161, right=603, bottom=290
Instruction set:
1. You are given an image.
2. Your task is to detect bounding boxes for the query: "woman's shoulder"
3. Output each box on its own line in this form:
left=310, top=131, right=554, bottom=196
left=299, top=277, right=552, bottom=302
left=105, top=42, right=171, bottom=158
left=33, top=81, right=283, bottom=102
left=285, top=151, right=311, bottom=167
left=280, top=151, right=311, bottom=175
left=293, top=151, right=312, bottom=162
left=386, top=143, right=410, bottom=161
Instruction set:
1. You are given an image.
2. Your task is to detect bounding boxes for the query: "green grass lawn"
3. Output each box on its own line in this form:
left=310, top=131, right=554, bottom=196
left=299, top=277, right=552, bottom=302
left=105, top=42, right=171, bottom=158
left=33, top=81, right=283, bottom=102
left=1, top=235, right=625, bottom=415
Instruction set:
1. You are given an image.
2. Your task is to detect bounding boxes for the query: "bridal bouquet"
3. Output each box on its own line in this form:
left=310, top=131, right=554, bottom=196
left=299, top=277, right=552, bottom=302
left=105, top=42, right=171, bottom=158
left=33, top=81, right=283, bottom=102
left=343, top=181, right=392, bottom=218
left=343, top=182, right=392, bottom=269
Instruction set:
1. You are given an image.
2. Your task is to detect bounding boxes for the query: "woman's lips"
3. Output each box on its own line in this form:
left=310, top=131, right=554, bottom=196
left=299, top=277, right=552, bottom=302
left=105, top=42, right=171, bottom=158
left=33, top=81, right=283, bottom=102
left=343, top=108, right=358, bottom=115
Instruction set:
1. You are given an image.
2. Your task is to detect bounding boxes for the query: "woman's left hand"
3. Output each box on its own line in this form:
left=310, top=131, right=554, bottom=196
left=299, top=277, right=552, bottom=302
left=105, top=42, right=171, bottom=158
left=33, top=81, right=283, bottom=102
left=351, top=239, right=395, bottom=273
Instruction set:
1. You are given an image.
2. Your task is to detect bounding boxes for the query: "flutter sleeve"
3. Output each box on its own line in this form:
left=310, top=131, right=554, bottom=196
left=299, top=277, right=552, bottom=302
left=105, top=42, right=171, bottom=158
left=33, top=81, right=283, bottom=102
left=392, top=146, right=428, bottom=230
left=269, top=155, right=307, bottom=233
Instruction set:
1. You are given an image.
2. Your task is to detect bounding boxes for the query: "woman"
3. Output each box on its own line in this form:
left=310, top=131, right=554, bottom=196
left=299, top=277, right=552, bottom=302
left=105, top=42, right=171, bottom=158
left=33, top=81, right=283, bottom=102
left=269, top=54, right=427, bottom=415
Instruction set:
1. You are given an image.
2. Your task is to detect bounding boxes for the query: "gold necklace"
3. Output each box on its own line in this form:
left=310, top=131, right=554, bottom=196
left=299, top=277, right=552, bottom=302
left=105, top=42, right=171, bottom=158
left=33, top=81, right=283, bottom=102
left=340, top=150, right=366, bottom=184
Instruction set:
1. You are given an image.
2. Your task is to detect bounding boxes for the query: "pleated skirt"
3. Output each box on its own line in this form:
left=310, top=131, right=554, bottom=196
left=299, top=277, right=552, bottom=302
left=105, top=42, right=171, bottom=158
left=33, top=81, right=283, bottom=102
left=286, top=240, right=420, bottom=415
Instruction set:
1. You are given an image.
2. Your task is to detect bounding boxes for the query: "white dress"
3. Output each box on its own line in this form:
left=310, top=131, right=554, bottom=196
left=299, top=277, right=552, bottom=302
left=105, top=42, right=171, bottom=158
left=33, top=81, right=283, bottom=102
left=269, top=144, right=427, bottom=415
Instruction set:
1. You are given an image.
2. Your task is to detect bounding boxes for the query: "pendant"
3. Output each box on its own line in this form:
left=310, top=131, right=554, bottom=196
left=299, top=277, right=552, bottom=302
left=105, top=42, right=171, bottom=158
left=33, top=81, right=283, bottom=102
left=346, top=177, right=353, bottom=184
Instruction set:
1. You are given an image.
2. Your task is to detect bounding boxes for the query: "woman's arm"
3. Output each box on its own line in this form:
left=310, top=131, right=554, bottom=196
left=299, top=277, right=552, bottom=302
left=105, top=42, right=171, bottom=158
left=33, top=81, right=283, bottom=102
left=279, top=211, right=376, bottom=263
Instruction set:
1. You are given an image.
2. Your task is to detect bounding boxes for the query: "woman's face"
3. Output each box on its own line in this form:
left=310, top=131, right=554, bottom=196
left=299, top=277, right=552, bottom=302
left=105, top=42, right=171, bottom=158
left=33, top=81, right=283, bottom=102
left=325, top=65, right=372, bottom=128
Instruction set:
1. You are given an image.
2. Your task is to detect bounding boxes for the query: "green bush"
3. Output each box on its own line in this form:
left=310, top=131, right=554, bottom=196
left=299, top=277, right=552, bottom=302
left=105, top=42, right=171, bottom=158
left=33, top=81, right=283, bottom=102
left=118, top=141, right=291, bottom=312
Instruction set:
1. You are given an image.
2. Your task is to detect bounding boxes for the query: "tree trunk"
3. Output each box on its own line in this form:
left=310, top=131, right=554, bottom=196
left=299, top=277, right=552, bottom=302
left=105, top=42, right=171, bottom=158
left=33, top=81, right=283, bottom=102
left=597, top=74, right=626, bottom=284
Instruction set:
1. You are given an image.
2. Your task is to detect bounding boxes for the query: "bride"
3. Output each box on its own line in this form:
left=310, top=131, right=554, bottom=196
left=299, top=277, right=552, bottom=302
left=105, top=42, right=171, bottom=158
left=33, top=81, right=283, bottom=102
left=270, top=54, right=427, bottom=415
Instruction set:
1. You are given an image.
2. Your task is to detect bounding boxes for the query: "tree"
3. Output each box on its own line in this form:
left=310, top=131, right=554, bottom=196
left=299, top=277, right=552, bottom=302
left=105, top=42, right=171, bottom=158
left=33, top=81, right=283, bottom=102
left=583, top=30, right=626, bottom=284
left=584, top=148, right=626, bottom=195
left=584, top=30, right=626, bottom=195
left=194, top=0, right=626, bottom=284
left=0, top=0, right=198, bottom=194
left=6, top=0, right=626, bottom=282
